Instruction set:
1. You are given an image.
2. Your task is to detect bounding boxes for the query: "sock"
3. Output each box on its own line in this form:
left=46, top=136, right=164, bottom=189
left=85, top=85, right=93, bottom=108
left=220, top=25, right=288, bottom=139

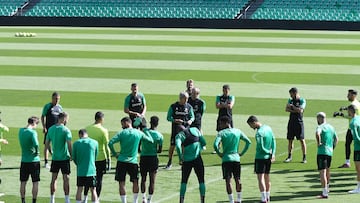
left=303, top=154, right=306, bottom=160
left=147, top=194, right=152, bottom=202
left=357, top=181, right=360, bottom=188
left=167, top=158, right=172, bottom=166
left=228, top=193, right=234, bottom=203
left=83, top=195, right=88, bottom=203
left=133, top=193, right=139, bottom=203
left=50, top=195, right=55, bottom=203
left=76, top=201, right=82, bottom=203
left=21, top=198, right=25, bottom=203
left=45, top=159, right=48, bottom=164
left=65, top=195, right=70, bottom=203
left=180, top=183, right=187, bottom=197
left=32, top=198, right=36, bottom=203
left=346, top=159, right=350, bottom=164
left=237, top=192, right=242, bottom=202
left=142, top=193, right=146, bottom=201
left=322, top=188, right=328, bottom=196
left=288, top=153, right=292, bottom=159
left=199, top=183, right=206, bottom=196
left=261, top=191, right=266, bottom=201
left=120, top=195, right=126, bottom=203
left=266, top=191, right=270, bottom=200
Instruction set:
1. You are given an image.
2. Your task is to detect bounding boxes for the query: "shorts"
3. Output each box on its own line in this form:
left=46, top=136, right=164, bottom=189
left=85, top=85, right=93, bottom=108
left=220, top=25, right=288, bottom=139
left=222, top=161, right=241, bottom=180
left=317, top=155, right=332, bottom=170
left=354, top=151, right=360, bottom=162
left=96, top=160, right=107, bottom=175
left=50, top=160, right=71, bottom=174
left=20, top=162, right=41, bottom=182
left=287, top=121, right=304, bottom=140
left=77, top=176, right=97, bottom=187
left=182, top=156, right=205, bottom=183
left=140, top=156, right=158, bottom=176
left=115, top=161, right=139, bottom=182
left=254, top=159, right=272, bottom=174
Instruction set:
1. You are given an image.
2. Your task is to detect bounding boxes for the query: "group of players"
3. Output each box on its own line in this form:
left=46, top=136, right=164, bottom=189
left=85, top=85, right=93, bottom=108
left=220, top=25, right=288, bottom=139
left=1, top=80, right=360, bottom=203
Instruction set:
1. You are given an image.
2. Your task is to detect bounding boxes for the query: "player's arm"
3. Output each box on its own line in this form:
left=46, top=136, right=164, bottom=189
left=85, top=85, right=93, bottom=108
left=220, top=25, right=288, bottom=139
left=259, top=134, right=270, bottom=154
left=239, top=134, right=251, bottom=156
left=354, top=124, right=360, bottom=142
left=142, top=131, right=154, bottom=143
left=333, top=131, right=339, bottom=148
left=72, top=142, right=77, bottom=165
left=45, top=139, right=52, bottom=154
left=315, top=128, right=322, bottom=146
left=187, top=106, right=195, bottom=125
left=215, top=96, right=222, bottom=109
left=157, top=133, right=164, bottom=153
left=175, top=133, right=184, bottom=162
left=201, top=100, right=206, bottom=115
left=32, top=132, right=40, bottom=156
left=167, top=105, right=174, bottom=122
left=108, top=134, right=120, bottom=157
left=141, top=95, right=147, bottom=116
left=227, top=96, right=235, bottom=109
left=213, top=135, right=222, bottom=157
left=271, top=134, right=276, bottom=161
left=67, top=139, right=72, bottom=160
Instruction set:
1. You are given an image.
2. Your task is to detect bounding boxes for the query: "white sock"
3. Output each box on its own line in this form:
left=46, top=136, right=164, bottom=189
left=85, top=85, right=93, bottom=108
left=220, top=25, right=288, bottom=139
left=133, top=193, right=139, bottom=203
left=65, top=195, right=70, bottom=203
left=147, top=194, right=152, bottom=202
left=261, top=192, right=266, bottom=201
left=266, top=191, right=270, bottom=200
left=228, top=193, right=234, bottom=203
left=322, top=188, right=328, bottom=196
left=50, top=195, right=55, bottom=203
left=120, top=195, right=127, bottom=203
left=357, top=181, right=360, bottom=188
left=346, top=159, right=350, bottom=164
left=142, top=193, right=146, bottom=200
left=237, top=192, right=242, bottom=202
left=83, top=195, right=88, bottom=203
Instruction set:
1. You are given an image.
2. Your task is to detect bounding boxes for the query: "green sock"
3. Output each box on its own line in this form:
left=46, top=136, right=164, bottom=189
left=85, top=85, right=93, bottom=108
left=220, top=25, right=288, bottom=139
left=180, top=183, right=187, bottom=197
left=199, top=183, right=206, bottom=196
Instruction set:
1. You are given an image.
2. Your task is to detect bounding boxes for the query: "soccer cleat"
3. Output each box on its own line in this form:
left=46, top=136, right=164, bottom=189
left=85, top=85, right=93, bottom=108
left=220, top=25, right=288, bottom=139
left=338, top=163, right=350, bottom=168
left=163, top=164, right=172, bottom=170
left=348, top=188, right=360, bottom=194
left=301, top=159, right=307, bottom=164
left=283, top=157, right=292, bottom=163
left=317, top=194, right=328, bottom=199
left=44, top=163, right=51, bottom=169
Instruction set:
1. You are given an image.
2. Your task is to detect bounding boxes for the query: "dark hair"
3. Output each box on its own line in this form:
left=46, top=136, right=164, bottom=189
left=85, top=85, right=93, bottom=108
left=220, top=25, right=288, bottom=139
left=223, top=84, right=230, bottom=89
left=28, top=116, right=39, bottom=125
left=247, top=115, right=258, bottom=123
left=121, top=117, right=132, bottom=123
left=219, top=116, right=231, bottom=124
left=78, top=129, right=87, bottom=136
left=52, top=91, right=60, bottom=97
left=349, top=89, right=358, bottom=95
left=58, top=112, right=68, bottom=120
left=95, top=111, right=104, bottom=121
left=131, top=83, right=137, bottom=87
left=150, top=116, right=159, bottom=127
left=289, top=87, right=298, bottom=93
left=348, top=105, right=356, bottom=113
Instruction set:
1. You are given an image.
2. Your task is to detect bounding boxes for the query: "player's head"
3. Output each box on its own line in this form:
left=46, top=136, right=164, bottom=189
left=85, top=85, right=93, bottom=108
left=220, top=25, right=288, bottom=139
left=51, top=91, right=60, bottom=105
left=247, top=115, right=260, bottom=130
left=191, top=87, right=200, bottom=99
left=131, top=83, right=138, bottom=94
left=150, top=116, right=159, bottom=129
left=219, top=116, right=231, bottom=130
left=347, top=105, right=356, bottom=118
left=179, top=91, right=189, bottom=104
left=95, top=111, right=104, bottom=123
left=289, top=87, right=298, bottom=99
left=58, top=112, right=69, bottom=125
left=222, top=84, right=230, bottom=96
left=78, top=129, right=88, bottom=138
left=347, top=89, right=358, bottom=102
left=316, top=112, right=326, bottom=125
left=186, top=79, right=194, bottom=91
left=121, top=116, right=132, bottom=129
left=28, top=116, right=39, bottom=127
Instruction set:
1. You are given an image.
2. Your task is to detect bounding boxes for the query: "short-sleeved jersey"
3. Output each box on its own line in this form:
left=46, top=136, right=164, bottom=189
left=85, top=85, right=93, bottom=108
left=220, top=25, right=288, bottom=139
left=214, top=128, right=251, bottom=163
left=124, top=93, right=146, bottom=119
left=255, top=125, right=276, bottom=160
left=0, top=123, right=9, bottom=151
left=141, top=128, right=163, bottom=157
left=46, top=124, right=72, bottom=161
left=42, top=103, right=63, bottom=129
left=85, top=123, right=110, bottom=161
left=175, top=127, right=206, bottom=162
left=216, top=95, right=235, bottom=118
left=108, top=128, right=153, bottom=164
left=72, top=137, right=98, bottom=177
left=350, top=116, right=360, bottom=151
left=167, top=102, right=195, bottom=136
left=18, top=127, right=40, bottom=162
left=347, top=100, right=360, bottom=126
left=287, top=97, right=306, bottom=122
left=188, top=97, right=206, bottom=129
left=316, top=123, right=337, bottom=156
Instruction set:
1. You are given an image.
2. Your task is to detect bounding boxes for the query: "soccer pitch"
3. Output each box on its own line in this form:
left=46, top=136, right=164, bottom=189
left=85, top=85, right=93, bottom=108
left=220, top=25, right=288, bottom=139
left=0, top=26, right=360, bottom=202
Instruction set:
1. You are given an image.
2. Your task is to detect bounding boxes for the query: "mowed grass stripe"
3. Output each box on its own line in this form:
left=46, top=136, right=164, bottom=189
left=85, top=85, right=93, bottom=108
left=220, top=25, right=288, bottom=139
left=2, top=65, right=360, bottom=86
left=3, top=43, right=360, bottom=58
left=2, top=37, right=360, bottom=50
left=1, top=50, right=360, bottom=65
left=1, top=26, right=360, bottom=39
left=1, top=56, right=359, bottom=74
left=0, top=89, right=346, bottom=116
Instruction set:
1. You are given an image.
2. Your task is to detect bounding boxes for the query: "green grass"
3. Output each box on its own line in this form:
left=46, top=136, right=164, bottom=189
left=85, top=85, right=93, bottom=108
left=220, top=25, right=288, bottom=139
left=1, top=27, right=360, bottom=203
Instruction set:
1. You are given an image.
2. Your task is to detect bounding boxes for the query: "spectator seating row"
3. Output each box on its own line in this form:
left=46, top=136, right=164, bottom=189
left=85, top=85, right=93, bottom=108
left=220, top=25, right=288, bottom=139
left=0, top=0, right=26, bottom=16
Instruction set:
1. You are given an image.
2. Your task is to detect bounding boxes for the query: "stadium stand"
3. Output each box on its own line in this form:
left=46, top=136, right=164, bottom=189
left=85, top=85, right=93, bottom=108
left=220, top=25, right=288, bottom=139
left=23, top=0, right=248, bottom=19
left=0, top=0, right=27, bottom=16
left=250, top=0, right=360, bottom=21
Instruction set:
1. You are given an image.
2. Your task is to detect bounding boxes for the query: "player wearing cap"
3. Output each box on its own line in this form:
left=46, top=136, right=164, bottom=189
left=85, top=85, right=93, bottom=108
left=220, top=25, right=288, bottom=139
left=214, top=116, right=251, bottom=203
left=334, top=89, right=360, bottom=168
left=124, top=83, right=147, bottom=129
left=247, top=115, right=276, bottom=203
left=216, top=84, right=235, bottom=132
left=314, top=112, right=338, bottom=198
left=284, top=87, right=307, bottom=163
left=165, top=92, right=195, bottom=169
left=347, top=105, right=360, bottom=194
left=188, top=87, right=206, bottom=131
left=139, top=116, right=163, bottom=203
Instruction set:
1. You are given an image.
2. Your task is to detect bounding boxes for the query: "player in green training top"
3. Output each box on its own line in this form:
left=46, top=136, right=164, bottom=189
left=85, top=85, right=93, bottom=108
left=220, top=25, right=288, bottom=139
left=139, top=116, right=163, bottom=203
left=0, top=112, right=9, bottom=185
left=18, top=116, right=40, bottom=203
left=108, top=117, right=154, bottom=203
left=72, top=129, right=99, bottom=203
left=45, top=112, right=72, bottom=203
left=41, top=92, right=63, bottom=169
left=124, top=83, right=147, bottom=129
left=175, top=126, right=206, bottom=203
left=314, top=112, right=338, bottom=199
left=83, top=111, right=111, bottom=202
left=247, top=115, right=276, bottom=203
left=347, top=105, right=360, bottom=194
left=214, top=116, right=251, bottom=203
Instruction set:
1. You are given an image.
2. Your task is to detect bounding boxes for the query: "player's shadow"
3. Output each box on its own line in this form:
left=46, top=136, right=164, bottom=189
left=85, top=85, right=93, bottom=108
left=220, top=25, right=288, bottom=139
left=270, top=190, right=320, bottom=201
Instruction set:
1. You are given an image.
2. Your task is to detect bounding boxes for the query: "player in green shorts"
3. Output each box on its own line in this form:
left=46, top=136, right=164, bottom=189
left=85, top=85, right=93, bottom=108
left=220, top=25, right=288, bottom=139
left=314, top=112, right=338, bottom=199
left=175, top=126, right=206, bottom=203
left=214, top=116, right=251, bottom=203
left=347, top=105, right=360, bottom=194
left=139, top=116, right=163, bottom=203
left=72, top=129, right=99, bottom=203
left=83, top=111, right=111, bottom=202
left=45, top=112, right=72, bottom=203
left=0, top=113, right=9, bottom=185
left=247, top=115, right=276, bottom=203
left=18, top=116, right=40, bottom=203
left=108, top=117, right=154, bottom=203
